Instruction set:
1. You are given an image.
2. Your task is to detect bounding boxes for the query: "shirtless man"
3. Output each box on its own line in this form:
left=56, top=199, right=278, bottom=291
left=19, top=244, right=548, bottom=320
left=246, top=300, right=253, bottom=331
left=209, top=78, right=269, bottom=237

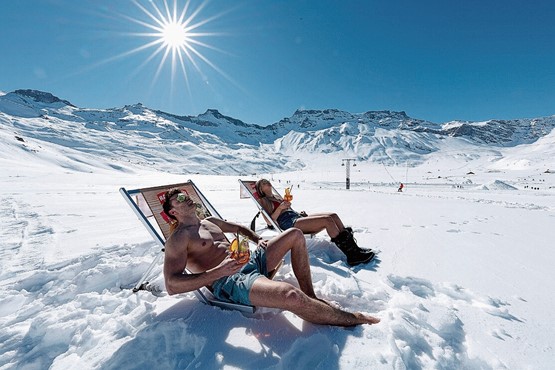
left=162, top=188, right=380, bottom=327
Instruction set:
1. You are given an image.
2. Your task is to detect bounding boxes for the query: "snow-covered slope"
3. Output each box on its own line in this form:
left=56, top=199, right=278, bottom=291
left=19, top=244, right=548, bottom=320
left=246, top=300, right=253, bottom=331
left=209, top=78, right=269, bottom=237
left=1, top=89, right=554, bottom=175
left=1, top=89, right=555, bottom=369
left=441, top=117, right=555, bottom=146
left=0, top=91, right=293, bottom=175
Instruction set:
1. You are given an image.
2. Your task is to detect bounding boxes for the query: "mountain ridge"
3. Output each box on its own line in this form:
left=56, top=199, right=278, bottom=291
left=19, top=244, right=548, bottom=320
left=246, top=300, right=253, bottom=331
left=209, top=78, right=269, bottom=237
left=1, top=89, right=554, bottom=174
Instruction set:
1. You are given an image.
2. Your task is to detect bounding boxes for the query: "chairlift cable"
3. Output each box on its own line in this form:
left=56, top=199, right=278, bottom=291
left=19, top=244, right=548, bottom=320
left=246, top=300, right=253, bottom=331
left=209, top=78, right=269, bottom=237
left=381, top=162, right=398, bottom=183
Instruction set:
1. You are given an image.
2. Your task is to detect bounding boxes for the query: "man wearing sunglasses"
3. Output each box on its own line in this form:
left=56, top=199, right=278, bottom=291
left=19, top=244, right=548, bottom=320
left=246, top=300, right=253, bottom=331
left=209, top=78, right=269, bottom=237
left=161, top=187, right=380, bottom=327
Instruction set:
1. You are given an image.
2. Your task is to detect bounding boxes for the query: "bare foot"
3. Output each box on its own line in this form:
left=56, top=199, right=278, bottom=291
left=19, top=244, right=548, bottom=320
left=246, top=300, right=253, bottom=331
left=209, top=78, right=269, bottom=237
left=354, top=312, right=381, bottom=325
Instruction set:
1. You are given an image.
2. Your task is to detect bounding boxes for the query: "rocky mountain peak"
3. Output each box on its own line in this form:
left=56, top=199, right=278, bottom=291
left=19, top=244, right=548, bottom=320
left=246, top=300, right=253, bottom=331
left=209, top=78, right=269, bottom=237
left=14, top=89, right=75, bottom=107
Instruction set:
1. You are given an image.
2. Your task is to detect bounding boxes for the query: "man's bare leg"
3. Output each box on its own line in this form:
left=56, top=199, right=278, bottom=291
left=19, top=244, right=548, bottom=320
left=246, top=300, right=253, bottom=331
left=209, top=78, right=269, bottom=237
left=264, top=228, right=316, bottom=298
left=262, top=229, right=379, bottom=326
left=249, top=277, right=380, bottom=326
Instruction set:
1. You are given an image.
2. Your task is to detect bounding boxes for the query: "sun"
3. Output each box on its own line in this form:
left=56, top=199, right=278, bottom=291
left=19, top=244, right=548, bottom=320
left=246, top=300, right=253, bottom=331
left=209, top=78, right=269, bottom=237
left=108, top=0, right=233, bottom=91
left=161, top=21, right=189, bottom=50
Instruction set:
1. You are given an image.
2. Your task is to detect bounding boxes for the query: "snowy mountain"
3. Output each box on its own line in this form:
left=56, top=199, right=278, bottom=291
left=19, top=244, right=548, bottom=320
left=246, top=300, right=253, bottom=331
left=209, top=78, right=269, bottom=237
left=2, top=89, right=555, bottom=369
left=1, top=89, right=554, bottom=174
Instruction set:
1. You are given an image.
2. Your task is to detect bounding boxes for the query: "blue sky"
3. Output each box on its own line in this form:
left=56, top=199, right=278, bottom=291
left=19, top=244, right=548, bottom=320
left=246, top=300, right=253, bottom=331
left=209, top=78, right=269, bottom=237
left=1, top=0, right=554, bottom=125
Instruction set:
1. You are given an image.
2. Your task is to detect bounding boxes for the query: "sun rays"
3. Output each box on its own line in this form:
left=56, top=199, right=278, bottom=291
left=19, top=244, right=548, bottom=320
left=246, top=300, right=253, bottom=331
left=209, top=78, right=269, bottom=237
left=116, top=0, right=233, bottom=93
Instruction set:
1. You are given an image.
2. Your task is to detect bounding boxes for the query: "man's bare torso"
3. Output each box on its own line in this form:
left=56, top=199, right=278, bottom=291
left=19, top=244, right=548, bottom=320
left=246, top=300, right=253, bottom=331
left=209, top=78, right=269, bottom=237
left=174, top=218, right=230, bottom=274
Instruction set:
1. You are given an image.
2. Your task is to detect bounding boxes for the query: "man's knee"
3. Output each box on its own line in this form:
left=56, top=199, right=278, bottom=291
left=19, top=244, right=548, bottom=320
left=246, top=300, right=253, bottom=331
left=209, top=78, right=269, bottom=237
left=281, top=227, right=304, bottom=244
left=279, top=285, right=308, bottom=309
left=288, top=228, right=306, bottom=249
left=290, top=227, right=304, bottom=241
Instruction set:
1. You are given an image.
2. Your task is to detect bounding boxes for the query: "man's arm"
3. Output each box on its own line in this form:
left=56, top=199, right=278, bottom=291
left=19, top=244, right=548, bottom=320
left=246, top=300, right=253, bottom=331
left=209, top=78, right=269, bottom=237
left=163, top=228, right=239, bottom=295
left=206, top=217, right=261, bottom=244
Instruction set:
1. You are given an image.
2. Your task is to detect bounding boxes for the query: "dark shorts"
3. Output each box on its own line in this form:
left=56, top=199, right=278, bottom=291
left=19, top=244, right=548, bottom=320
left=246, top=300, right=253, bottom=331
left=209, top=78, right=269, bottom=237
left=277, top=210, right=300, bottom=230
left=211, top=247, right=269, bottom=306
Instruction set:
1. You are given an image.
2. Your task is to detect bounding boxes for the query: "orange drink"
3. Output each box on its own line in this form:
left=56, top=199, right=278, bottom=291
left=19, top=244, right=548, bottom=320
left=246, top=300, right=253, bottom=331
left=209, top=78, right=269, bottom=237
left=284, top=187, right=293, bottom=202
left=229, top=236, right=250, bottom=263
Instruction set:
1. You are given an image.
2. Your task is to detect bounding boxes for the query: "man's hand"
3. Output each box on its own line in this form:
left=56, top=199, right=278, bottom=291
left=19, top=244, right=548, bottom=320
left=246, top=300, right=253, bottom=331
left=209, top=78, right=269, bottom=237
left=215, top=257, right=246, bottom=278
left=257, top=239, right=268, bottom=249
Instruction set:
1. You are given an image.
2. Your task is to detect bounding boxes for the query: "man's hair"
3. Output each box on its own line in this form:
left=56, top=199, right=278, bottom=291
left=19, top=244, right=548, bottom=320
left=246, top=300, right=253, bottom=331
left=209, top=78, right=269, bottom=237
left=162, top=188, right=182, bottom=220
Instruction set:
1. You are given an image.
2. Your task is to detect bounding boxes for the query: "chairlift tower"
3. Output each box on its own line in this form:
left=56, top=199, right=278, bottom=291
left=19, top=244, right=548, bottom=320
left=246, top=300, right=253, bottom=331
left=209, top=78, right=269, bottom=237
left=341, top=158, right=357, bottom=189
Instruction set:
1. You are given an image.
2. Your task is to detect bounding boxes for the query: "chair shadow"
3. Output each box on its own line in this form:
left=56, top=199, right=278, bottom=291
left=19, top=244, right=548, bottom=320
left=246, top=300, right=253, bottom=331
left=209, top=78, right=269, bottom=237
left=101, top=297, right=364, bottom=369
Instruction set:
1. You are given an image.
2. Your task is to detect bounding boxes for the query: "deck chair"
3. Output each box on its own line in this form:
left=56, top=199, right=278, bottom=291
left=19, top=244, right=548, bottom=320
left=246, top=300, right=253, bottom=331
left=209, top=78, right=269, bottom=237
left=239, top=179, right=284, bottom=232
left=239, top=179, right=316, bottom=239
left=120, top=180, right=257, bottom=313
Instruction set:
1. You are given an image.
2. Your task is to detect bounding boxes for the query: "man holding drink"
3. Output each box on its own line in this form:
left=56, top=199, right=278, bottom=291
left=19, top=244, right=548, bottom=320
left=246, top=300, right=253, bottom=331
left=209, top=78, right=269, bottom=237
left=161, top=188, right=380, bottom=327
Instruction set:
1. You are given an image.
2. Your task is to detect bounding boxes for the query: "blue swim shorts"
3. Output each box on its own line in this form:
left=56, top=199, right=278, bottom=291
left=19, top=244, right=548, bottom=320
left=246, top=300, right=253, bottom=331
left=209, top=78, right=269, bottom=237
left=211, top=247, right=269, bottom=306
left=277, top=210, right=300, bottom=230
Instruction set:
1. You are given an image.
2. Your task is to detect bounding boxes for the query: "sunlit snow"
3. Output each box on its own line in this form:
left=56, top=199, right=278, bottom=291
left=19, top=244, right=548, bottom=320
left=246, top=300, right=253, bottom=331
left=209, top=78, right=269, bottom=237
left=1, top=90, right=554, bottom=369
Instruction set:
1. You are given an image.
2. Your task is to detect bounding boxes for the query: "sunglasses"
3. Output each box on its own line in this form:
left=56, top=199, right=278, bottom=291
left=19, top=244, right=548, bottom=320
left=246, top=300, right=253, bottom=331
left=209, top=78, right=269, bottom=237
left=175, top=193, right=190, bottom=202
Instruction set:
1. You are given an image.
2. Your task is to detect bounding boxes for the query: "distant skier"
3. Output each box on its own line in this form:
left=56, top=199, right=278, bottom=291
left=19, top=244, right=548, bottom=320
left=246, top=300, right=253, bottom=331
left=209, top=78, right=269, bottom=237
left=398, top=183, right=404, bottom=192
